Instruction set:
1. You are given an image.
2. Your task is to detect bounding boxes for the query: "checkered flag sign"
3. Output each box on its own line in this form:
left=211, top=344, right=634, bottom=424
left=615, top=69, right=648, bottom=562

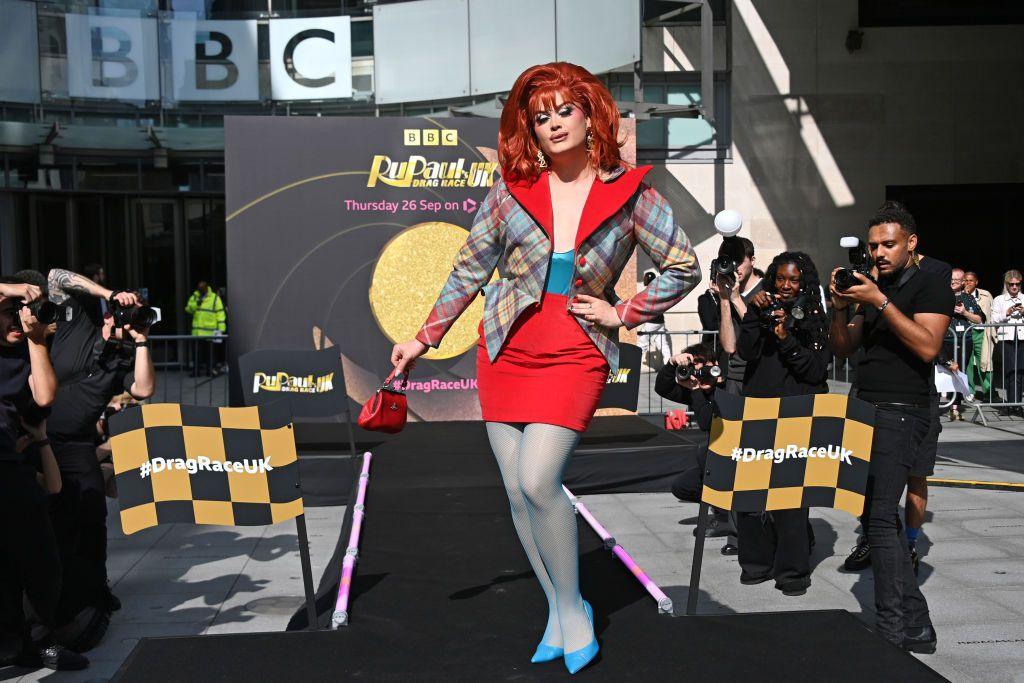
left=702, top=390, right=875, bottom=516
left=108, top=402, right=303, bottom=534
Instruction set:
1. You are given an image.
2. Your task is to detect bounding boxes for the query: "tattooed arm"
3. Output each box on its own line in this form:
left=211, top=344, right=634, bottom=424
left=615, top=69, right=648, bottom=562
left=47, top=268, right=113, bottom=305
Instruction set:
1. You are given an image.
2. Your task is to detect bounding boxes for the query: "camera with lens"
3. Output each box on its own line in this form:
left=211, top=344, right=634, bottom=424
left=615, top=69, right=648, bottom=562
left=110, top=297, right=158, bottom=329
left=833, top=236, right=874, bottom=292
left=710, top=236, right=746, bottom=283
left=13, top=299, right=59, bottom=326
left=675, top=362, right=723, bottom=384
left=759, top=292, right=812, bottom=328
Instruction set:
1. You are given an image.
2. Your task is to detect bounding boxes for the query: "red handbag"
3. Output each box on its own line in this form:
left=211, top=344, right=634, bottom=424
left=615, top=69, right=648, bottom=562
left=664, top=409, right=689, bottom=431
left=358, top=370, right=409, bottom=433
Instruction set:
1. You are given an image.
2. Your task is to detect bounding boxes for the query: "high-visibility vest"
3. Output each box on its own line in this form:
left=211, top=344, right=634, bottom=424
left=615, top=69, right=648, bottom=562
left=185, top=291, right=226, bottom=336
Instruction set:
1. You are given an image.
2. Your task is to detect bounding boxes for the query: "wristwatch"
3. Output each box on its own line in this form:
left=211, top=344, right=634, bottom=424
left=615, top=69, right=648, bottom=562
left=32, top=438, right=50, bottom=449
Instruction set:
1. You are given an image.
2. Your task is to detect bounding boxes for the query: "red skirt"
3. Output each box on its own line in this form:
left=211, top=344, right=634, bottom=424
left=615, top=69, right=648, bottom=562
left=477, top=293, right=610, bottom=432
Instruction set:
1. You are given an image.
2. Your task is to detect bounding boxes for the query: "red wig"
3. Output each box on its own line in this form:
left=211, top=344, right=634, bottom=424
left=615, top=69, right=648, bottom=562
left=499, top=62, right=624, bottom=185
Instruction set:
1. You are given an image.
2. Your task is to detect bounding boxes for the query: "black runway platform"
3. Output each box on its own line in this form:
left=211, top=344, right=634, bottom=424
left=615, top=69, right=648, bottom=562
left=113, top=417, right=941, bottom=681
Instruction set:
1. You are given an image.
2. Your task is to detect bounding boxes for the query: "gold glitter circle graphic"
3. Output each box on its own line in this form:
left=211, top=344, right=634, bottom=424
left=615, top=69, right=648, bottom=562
left=369, top=221, right=487, bottom=360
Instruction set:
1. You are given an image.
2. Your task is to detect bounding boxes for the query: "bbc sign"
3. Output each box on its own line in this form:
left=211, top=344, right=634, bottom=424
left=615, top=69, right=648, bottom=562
left=64, top=13, right=352, bottom=102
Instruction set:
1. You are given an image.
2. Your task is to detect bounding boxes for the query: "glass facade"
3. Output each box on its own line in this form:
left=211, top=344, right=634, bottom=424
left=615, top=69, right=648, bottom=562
left=1, top=0, right=729, bottom=333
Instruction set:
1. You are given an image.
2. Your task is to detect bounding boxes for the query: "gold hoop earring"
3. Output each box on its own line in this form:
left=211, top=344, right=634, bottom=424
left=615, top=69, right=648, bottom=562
left=585, top=128, right=594, bottom=151
left=536, top=148, right=548, bottom=169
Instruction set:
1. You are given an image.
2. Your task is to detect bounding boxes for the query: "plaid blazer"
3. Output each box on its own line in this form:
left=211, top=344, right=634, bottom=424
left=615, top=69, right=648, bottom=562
left=416, top=165, right=701, bottom=372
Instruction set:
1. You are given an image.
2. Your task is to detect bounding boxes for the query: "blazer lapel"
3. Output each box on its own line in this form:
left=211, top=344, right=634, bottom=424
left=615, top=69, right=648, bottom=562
left=574, top=165, right=653, bottom=249
left=506, top=164, right=654, bottom=248
left=506, top=171, right=554, bottom=240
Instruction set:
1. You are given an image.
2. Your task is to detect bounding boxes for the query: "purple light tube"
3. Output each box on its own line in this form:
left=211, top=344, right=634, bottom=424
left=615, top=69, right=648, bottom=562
left=332, top=452, right=373, bottom=628
left=563, top=485, right=674, bottom=615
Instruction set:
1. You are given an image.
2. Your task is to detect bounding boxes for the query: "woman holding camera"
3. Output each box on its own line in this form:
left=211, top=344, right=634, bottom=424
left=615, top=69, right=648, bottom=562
left=736, top=252, right=830, bottom=596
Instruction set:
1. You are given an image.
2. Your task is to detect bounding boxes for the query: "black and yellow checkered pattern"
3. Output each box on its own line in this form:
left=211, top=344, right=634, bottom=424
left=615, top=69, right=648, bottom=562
left=702, top=390, right=875, bottom=517
left=109, top=401, right=303, bottom=535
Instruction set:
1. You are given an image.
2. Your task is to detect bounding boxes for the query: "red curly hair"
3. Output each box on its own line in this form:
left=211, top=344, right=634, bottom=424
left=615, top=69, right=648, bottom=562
left=499, top=62, right=624, bottom=185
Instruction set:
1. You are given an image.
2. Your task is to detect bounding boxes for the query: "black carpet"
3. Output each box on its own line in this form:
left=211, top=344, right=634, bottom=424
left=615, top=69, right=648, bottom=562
left=295, top=416, right=702, bottom=506
left=113, top=417, right=940, bottom=681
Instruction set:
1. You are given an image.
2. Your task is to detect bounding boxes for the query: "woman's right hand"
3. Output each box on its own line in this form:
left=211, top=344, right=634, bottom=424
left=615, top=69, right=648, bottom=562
left=391, top=339, right=428, bottom=375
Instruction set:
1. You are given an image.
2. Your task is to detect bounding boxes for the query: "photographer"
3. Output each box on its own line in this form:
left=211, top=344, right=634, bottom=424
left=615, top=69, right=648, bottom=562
left=0, top=279, right=86, bottom=671
left=44, top=268, right=156, bottom=631
left=713, top=238, right=762, bottom=389
left=736, top=252, right=830, bottom=597
left=654, top=343, right=725, bottom=503
left=829, top=202, right=949, bottom=653
left=991, top=270, right=1024, bottom=415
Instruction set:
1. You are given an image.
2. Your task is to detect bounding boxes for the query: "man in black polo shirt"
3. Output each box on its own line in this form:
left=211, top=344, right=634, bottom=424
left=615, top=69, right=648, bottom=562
left=844, top=251, right=952, bottom=574
left=829, top=202, right=951, bottom=653
left=44, top=268, right=155, bottom=627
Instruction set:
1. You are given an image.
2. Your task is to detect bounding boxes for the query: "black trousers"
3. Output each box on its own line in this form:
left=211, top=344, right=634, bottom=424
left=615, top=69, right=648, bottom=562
left=999, top=339, right=1024, bottom=404
left=49, top=440, right=108, bottom=622
left=671, top=440, right=707, bottom=503
left=737, top=509, right=810, bottom=588
left=0, top=460, right=62, bottom=650
left=862, top=406, right=933, bottom=645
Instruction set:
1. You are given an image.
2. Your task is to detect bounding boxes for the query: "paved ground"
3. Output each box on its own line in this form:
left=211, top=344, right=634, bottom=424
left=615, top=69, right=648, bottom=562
left=5, top=417, right=1023, bottom=681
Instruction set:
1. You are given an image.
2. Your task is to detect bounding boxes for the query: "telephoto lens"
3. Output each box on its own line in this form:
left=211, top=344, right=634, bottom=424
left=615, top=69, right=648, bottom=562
left=18, top=300, right=59, bottom=325
left=833, top=268, right=860, bottom=292
left=789, top=293, right=811, bottom=320
left=112, top=302, right=159, bottom=328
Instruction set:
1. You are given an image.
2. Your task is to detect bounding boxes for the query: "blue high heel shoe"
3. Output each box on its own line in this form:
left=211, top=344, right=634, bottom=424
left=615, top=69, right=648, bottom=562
left=564, top=601, right=598, bottom=675
left=531, top=601, right=593, bottom=664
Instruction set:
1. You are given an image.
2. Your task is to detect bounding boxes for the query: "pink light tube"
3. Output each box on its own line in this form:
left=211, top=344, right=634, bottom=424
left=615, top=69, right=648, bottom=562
left=332, top=452, right=373, bottom=628
left=563, top=485, right=674, bottom=615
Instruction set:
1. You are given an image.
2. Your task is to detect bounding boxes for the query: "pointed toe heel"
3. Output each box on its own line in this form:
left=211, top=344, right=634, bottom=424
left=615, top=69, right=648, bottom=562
left=531, top=643, right=564, bottom=663
left=564, top=639, right=599, bottom=675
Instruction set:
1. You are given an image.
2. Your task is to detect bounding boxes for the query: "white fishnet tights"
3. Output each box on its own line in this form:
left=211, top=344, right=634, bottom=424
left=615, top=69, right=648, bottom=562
left=486, top=422, right=594, bottom=652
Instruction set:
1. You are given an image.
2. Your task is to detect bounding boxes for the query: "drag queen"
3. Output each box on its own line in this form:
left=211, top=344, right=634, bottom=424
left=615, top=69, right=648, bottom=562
left=391, top=62, right=700, bottom=674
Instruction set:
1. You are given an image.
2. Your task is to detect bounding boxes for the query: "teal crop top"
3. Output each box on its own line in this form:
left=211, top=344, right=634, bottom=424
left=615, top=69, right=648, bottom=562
left=544, top=250, right=575, bottom=295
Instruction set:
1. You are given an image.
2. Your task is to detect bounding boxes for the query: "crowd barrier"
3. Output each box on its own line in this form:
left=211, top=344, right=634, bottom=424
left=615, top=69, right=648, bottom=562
left=953, top=322, right=1024, bottom=424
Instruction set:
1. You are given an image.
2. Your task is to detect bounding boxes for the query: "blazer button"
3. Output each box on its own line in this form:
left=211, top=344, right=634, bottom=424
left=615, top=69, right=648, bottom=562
left=575, top=278, right=583, bottom=287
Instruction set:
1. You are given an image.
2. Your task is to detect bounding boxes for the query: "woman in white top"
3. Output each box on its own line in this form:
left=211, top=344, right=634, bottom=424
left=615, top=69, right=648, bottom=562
left=990, top=270, right=1024, bottom=412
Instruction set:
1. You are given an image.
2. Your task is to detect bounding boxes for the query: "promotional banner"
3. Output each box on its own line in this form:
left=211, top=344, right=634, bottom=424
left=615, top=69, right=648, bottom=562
left=109, top=402, right=303, bottom=534
left=597, top=343, right=641, bottom=411
left=65, top=13, right=159, bottom=101
left=170, top=18, right=259, bottom=102
left=702, top=390, right=875, bottom=516
left=239, top=347, right=346, bottom=417
left=225, top=116, right=637, bottom=421
left=269, top=16, right=352, bottom=101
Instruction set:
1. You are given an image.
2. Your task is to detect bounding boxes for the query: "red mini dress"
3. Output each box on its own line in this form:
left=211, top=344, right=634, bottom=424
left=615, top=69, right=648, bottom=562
left=476, top=251, right=609, bottom=432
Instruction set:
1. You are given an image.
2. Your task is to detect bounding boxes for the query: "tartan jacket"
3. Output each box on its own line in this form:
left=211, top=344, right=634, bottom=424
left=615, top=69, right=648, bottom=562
left=415, top=165, right=701, bottom=372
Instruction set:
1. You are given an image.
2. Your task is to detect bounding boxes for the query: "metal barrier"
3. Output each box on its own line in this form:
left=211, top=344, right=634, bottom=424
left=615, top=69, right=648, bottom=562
left=955, top=322, right=1024, bottom=424
left=635, top=328, right=718, bottom=416
left=149, top=334, right=229, bottom=407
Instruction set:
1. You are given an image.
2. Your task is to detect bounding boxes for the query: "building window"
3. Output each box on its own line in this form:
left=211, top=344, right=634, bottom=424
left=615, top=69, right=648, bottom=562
left=644, top=0, right=727, bottom=25
left=610, top=75, right=730, bottom=162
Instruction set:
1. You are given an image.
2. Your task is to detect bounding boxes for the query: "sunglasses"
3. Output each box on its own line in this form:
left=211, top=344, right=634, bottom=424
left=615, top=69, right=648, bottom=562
left=1008, top=282, right=1022, bottom=287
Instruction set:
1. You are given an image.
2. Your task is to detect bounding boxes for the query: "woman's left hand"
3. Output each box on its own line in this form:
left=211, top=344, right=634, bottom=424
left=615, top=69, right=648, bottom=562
left=772, top=309, right=789, bottom=339
left=569, top=295, right=622, bottom=327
